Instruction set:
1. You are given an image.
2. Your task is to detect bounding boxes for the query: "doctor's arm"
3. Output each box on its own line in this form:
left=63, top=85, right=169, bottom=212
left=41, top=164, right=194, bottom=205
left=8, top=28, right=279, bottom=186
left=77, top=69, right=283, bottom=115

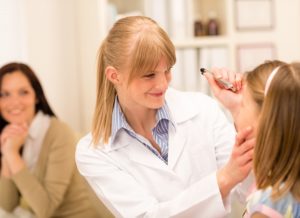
left=204, top=68, right=255, bottom=201
left=217, top=126, right=254, bottom=200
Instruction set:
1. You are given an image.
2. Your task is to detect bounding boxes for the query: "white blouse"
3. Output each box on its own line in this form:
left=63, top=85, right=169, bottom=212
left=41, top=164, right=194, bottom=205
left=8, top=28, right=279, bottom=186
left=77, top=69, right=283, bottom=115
left=22, top=111, right=51, bottom=171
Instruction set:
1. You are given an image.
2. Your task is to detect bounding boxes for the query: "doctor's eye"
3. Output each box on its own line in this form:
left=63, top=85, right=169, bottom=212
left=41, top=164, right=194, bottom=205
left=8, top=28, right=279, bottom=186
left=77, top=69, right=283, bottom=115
left=143, top=72, right=156, bottom=79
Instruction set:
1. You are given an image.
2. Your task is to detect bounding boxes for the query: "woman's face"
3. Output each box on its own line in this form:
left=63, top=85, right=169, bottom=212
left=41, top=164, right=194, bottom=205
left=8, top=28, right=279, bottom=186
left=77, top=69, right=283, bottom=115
left=0, top=71, right=36, bottom=125
left=116, top=57, right=172, bottom=111
left=236, top=84, right=261, bottom=135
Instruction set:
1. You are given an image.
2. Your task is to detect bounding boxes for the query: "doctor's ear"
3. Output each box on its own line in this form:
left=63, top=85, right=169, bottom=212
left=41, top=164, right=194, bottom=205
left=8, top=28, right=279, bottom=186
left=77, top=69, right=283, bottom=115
left=105, top=66, right=120, bottom=85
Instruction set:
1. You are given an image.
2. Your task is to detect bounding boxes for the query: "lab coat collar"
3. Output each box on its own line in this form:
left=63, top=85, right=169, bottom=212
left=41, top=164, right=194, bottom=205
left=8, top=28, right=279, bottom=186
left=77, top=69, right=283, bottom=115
left=102, top=88, right=199, bottom=170
left=165, top=87, right=201, bottom=123
left=103, top=126, right=186, bottom=171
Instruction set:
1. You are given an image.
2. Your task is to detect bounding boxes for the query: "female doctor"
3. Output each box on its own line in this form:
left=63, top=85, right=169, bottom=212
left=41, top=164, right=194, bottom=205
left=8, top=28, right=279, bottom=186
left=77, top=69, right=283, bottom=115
left=75, top=16, right=254, bottom=217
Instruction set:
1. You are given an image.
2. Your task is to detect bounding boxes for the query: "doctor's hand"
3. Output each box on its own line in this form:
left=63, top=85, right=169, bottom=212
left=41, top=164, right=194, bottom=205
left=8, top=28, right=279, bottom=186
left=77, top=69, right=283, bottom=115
left=217, top=126, right=255, bottom=200
left=204, top=68, right=243, bottom=119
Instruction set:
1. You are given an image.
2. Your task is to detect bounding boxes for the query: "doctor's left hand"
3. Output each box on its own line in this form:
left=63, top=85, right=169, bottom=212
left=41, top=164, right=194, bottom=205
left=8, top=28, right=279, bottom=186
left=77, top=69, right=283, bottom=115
left=217, top=126, right=255, bottom=199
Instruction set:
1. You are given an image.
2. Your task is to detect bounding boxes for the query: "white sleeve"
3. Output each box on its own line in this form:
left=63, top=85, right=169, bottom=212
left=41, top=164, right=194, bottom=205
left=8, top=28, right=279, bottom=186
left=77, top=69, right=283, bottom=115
left=209, top=99, right=254, bottom=205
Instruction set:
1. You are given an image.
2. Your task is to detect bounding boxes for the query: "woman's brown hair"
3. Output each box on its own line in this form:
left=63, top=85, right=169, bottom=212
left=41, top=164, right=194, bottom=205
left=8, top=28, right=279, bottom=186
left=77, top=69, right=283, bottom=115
left=0, top=62, right=56, bottom=132
left=92, top=16, right=176, bottom=145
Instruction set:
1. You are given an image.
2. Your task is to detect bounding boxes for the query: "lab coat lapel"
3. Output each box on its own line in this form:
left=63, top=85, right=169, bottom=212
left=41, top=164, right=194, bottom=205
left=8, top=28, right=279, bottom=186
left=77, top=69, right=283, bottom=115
left=165, top=88, right=199, bottom=169
left=168, top=124, right=186, bottom=169
left=111, top=131, right=171, bottom=173
left=127, top=136, right=171, bottom=173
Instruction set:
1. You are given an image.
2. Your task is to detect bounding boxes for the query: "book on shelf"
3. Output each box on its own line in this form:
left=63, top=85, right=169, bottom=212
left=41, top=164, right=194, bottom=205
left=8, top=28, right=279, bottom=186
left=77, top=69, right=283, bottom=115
left=182, top=48, right=198, bottom=91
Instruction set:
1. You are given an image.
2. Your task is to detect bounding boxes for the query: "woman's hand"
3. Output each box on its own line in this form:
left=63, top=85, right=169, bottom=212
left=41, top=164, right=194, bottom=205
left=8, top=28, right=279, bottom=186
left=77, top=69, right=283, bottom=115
left=217, top=126, right=255, bottom=199
left=204, top=68, right=243, bottom=120
left=0, top=123, right=28, bottom=155
left=0, top=123, right=28, bottom=175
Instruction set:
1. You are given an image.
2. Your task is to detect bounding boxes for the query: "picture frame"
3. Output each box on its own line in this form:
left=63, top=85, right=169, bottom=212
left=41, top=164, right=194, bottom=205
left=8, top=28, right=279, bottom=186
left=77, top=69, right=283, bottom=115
left=236, top=43, right=276, bottom=72
left=235, top=0, right=274, bottom=30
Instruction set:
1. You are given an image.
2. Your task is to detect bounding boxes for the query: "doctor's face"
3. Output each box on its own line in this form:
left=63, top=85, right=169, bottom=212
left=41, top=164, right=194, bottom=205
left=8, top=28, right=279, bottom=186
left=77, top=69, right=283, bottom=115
left=235, top=85, right=260, bottom=136
left=0, top=71, right=36, bottom=125
left=117, top=58, right=172, bottom=110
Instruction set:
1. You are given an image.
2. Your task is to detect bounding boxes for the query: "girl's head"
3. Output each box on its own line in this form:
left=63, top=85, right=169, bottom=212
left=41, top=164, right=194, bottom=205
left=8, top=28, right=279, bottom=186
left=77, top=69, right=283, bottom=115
left=0, top=62, right=55, bottom=131
left=92, top=16, right=176, bottom=144
left=235, top=60, right=285, bottom=132
left=253, top=62, right=300, bottom=200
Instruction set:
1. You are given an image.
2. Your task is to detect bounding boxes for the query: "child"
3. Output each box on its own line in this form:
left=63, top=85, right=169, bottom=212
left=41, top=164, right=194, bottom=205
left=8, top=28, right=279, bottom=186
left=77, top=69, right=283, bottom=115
left=240, top=61, right=300, bottom=217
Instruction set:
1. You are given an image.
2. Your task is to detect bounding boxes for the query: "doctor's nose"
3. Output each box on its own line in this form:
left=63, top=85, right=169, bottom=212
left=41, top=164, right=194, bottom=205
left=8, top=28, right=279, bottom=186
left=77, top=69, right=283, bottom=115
left=156, top=73, right=170, bottom=89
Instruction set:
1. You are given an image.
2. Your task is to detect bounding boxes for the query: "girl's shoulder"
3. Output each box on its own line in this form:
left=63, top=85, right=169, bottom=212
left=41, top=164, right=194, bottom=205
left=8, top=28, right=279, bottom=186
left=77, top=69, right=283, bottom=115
left=246, top=186, right=300, bottom=218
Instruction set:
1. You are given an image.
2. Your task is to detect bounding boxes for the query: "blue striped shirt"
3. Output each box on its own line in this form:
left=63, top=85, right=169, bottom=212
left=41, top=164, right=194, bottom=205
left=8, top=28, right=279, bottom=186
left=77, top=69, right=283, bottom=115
left=111, top=97, right=174, bottom=164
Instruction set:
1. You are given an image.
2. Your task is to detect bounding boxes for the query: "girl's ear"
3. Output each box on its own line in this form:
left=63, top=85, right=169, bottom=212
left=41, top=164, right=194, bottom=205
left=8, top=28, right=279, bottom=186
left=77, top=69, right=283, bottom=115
left=105, top=66, right=120, bottom=85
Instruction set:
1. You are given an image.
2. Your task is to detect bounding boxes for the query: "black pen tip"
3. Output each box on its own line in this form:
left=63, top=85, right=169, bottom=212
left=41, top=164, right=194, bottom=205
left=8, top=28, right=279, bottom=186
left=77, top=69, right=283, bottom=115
left=200, top=68, right=206, bottom=75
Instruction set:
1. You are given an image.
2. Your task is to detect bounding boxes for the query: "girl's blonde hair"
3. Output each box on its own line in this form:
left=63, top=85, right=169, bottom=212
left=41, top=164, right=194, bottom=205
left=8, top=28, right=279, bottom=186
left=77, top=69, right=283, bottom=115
left=92, top=16, right=176, bottom=145
left=245, top=60, right=285, bottom=109
left=247, top=61, right=300, bottom=201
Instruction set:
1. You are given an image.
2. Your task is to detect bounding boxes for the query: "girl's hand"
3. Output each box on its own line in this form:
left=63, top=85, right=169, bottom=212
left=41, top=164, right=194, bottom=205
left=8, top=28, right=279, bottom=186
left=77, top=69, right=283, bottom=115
left=217, top=126, right=255, bottom=199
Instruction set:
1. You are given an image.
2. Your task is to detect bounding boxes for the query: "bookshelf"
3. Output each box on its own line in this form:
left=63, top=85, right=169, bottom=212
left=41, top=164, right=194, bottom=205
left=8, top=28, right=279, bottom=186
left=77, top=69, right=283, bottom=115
left=98, top=0, right=278, bottom=94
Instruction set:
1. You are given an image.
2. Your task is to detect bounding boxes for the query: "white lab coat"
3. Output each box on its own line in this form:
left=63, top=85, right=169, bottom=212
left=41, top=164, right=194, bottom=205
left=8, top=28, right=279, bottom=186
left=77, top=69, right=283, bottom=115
left=76, top=88, right=249, bottom=218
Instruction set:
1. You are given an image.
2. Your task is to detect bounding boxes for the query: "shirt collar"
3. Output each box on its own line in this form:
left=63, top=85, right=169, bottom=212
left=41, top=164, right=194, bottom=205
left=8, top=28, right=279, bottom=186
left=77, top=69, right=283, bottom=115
left=111, top=97, right=175, bottom=143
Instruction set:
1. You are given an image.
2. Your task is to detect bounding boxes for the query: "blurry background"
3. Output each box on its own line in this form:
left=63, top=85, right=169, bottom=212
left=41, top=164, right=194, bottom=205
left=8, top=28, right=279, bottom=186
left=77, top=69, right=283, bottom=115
left=1, top=0, right=300, bottom=135
left=1, top=0, right=299, bottom=217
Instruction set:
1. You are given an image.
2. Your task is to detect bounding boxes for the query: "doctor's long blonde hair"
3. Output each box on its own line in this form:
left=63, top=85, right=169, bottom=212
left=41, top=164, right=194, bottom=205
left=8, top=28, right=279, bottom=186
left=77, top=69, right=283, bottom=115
left=92, top=16, right=176, bottom=145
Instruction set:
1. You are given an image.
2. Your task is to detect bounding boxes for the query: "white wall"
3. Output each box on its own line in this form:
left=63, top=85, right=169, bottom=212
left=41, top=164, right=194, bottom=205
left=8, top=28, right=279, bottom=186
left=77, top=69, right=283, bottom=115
left=74, top=0, right=104, bottom=134
left=0, top=0, right=27, bottom=65
left=23, top=0, right=82, bottom=132
left=0, top=0, right=84, bottom=132
left=1, top=0, right=300, bottom=134
left=275, top=0, right=300, bottom=62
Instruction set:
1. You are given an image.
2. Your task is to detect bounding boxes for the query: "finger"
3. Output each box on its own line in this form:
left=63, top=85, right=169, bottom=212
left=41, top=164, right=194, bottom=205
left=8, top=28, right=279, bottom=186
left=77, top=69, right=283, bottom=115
left=227, top=70, right=236, bottom=85
left=2, top=128, right=20, bottom=136
left=239, top=138, right=255, bottom=155
left=238, top=147, right=254, bottom=165
left=21, top=122, right=29, bottom=131
left=235, top=126, right=253, bottom=147
left=235, top=73, right=243, bottom=91
left=220, top=68, right=229, bottom=81
left=203, top=71, right=222, bottom=95
left=211, top=67, right=222, bottom=79
left=4, top=124, right=26, bottom=134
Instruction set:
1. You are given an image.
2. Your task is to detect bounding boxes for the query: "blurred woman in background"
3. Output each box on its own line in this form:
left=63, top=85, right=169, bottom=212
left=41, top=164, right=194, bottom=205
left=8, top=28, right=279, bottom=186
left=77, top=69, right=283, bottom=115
left=0, top=62, right=111, bottom=218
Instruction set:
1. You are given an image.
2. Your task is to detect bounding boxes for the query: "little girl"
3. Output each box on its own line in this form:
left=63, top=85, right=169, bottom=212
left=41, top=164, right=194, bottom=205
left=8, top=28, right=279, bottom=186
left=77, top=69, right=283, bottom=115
left=241, top=61, right=300, bottom=217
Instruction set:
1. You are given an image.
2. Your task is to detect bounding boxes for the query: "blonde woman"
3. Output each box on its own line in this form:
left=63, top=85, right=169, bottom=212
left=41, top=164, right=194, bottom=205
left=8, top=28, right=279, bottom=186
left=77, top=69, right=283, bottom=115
left=76, top=16, right=255, bottom=217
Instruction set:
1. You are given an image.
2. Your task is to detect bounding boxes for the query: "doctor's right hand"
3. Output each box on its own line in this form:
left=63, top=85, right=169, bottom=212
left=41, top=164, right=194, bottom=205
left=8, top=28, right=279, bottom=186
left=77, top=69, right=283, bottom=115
left=217, top=126, right=255, bottom=200
left=204, top=67, right=243, bottom=120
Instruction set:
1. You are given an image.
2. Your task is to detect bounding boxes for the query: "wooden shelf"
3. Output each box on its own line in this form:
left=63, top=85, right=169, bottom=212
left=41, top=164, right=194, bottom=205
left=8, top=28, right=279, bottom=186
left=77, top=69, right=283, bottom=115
left=173, top=36, right=229, bottom=48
